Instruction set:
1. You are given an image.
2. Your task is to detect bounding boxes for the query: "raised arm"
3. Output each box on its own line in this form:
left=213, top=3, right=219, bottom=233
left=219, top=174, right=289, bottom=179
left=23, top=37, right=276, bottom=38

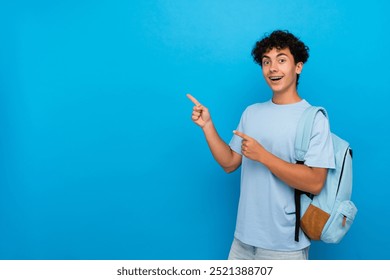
left=187, top=94, right=242, bottom=173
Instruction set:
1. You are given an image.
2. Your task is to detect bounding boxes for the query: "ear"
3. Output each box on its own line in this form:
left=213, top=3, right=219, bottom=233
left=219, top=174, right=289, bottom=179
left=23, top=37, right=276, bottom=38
left=295, top=62, right=303, bottom=74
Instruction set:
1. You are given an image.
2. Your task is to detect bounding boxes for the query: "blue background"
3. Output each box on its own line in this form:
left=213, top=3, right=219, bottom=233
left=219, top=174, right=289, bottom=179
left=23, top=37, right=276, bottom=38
left=1, top=0, right=389, bottom=260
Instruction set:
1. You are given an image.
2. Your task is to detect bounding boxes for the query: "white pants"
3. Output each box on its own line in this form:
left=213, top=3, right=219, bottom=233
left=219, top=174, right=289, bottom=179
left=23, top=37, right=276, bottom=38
left=228, top=238, right=309, bottom=260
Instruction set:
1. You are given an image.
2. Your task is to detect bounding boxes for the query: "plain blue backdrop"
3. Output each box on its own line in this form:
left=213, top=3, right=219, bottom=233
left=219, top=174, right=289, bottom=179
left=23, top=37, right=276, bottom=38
left=1, top=0, right=389, bottom=260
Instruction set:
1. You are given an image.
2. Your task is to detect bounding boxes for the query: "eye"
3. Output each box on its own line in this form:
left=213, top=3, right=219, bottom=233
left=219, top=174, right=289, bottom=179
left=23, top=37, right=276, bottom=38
left=278, top=58, right=286, bottom=63
left=262, top=60, right=270, bottom=66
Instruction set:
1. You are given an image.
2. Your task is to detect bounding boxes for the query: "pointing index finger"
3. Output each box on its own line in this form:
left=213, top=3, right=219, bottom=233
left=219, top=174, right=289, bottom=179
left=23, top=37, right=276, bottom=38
left=233, top=130, right=250, bottom=140
left=186, top=94, right=201, bottom=106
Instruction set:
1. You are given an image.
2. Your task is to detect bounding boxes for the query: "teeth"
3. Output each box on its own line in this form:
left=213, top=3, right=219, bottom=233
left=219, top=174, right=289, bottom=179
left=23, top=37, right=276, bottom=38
left=270, top=76, right=282, bottom=80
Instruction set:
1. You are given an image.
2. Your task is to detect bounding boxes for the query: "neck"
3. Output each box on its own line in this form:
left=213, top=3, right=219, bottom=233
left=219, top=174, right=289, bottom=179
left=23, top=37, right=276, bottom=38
left=272, top=89, right=301, bottom=105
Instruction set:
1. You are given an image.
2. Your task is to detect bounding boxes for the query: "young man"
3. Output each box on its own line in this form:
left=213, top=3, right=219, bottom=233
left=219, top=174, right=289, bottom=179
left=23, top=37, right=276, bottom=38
left=187, top=30, right=335, bottom=260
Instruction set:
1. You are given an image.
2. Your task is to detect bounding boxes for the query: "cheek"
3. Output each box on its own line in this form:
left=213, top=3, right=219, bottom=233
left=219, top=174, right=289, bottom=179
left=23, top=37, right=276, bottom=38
left=280, top=65, right=296, bottom=77
left=262, top=67, right=268, bottom=77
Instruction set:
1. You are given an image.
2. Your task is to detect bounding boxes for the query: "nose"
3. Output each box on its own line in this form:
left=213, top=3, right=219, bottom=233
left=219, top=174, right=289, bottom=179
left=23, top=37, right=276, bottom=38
left=269, top=62, right=278, bottom=72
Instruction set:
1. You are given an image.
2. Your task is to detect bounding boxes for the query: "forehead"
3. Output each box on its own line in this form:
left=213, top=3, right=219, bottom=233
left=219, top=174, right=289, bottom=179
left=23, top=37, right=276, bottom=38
left=262, top=47, right=293, bottom=59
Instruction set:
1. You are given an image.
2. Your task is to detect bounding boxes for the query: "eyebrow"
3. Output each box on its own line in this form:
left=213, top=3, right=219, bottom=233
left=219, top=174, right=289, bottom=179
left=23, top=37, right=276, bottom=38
left=262, top=53, right=289, bottom=60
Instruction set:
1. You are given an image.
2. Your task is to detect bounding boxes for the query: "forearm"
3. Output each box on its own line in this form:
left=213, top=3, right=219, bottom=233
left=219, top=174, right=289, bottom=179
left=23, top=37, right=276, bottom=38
left=202, top=122, right=240, bottom=173
left=259, top=151, right=326, bottom=194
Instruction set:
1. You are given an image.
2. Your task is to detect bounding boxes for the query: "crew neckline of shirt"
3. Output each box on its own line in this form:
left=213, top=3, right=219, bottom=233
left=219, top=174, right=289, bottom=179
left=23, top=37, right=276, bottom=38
left=268, top=99, right=308, bottom=107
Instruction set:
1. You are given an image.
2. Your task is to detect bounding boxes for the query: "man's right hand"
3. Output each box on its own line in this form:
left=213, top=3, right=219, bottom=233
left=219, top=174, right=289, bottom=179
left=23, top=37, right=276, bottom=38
left=186, top=93, right=241, bottom=173
left=186, top=94, right=211, bottom=128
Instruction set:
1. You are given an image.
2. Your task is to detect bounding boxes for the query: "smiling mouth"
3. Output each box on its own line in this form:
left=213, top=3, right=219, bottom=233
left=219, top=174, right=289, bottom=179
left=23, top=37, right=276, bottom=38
left=269, top=76, right=283, bottom=81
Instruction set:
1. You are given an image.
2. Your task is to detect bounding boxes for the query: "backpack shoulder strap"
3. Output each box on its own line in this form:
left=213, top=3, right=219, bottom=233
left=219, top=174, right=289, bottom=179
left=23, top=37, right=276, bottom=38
left=294, top=106, right=328, bottom=162
left=294, top=105, right=328, bottom=242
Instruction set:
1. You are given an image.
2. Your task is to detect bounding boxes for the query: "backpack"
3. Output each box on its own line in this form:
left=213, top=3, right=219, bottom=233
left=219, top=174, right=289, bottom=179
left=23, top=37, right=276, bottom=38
left=294, top=106, right=357, bottom=243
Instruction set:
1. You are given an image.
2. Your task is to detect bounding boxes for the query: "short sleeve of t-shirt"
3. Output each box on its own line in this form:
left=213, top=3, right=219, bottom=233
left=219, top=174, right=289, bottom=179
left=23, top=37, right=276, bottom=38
left=304, top=112, right=335, bottom=169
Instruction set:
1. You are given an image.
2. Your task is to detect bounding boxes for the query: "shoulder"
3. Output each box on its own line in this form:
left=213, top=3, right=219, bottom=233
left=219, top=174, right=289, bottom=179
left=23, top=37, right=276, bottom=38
left=300, top=102, right=330, bottom=125
left=298, top=103, right=332, bottom=138
left=310, top=108, right=332, bottom=138
left=312, top=107, right=330, bottom=126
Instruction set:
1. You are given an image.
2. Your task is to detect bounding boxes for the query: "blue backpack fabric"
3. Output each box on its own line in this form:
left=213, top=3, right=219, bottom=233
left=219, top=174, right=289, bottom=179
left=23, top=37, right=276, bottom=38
left=294, top=106, right=357, bottom=243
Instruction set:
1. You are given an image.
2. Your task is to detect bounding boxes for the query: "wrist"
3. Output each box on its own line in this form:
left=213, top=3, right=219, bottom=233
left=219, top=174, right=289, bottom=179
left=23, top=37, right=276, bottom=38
left=202, top=120, right=214, bottom=131
left=256, top=146, right=269, bottom=165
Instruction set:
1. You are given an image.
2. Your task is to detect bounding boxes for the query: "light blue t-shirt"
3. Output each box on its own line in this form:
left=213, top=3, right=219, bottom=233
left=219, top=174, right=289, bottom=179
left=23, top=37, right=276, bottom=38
left=229, top=99, right=335, bottom=251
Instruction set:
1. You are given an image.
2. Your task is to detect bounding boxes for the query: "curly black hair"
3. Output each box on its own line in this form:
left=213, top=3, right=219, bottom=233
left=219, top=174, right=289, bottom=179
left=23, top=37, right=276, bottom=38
left=251, top=30, right=309, bottom=86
